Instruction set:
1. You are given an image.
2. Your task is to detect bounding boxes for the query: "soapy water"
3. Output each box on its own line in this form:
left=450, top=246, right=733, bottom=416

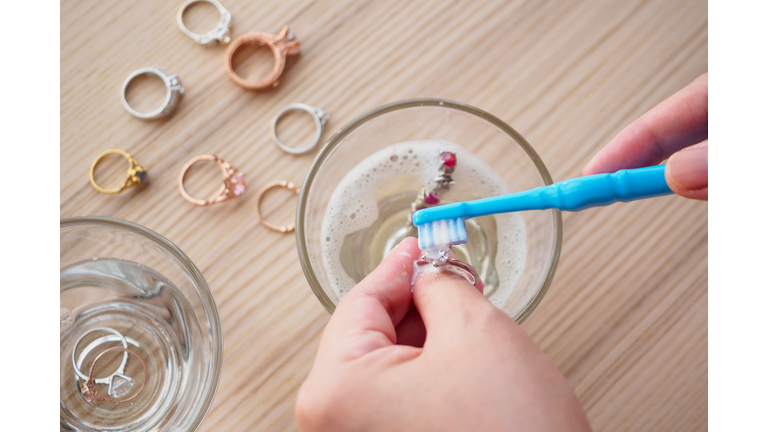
left=321, top=140, right=526, bottom=308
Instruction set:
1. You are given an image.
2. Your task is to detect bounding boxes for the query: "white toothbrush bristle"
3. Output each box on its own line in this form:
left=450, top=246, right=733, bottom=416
left=417, top=217, right=468, bottom=249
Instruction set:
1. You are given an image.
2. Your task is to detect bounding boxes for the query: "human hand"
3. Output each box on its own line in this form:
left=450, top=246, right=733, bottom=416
left=296, top=238, right=591, bottom=432
left=583, top=73, right=708, bottom=200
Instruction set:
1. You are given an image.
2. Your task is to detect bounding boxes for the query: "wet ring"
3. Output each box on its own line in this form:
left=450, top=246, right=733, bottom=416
left=416, top=256, right=480, bottom=288
left=256, top=180, right=301, bottom=233
left=271, top=103, right=330, bottom=155
left=81, top=347, right=148, bottom=403
left=179, top=154, right=246, bottom=206
left=71, top=327, right=129, bottom=385
left=177, top=0, right=232, bottom=45
left=121, top=67, right=184, bottom=120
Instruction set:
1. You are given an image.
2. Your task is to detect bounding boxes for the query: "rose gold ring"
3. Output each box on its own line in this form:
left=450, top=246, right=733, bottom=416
left=179, top=154, right=246, bottom=206
left=80, top=347, right=147, bottom=404
left=225, top=25, right=300, bottom=91
left=256, top=180, right=301, bottom=233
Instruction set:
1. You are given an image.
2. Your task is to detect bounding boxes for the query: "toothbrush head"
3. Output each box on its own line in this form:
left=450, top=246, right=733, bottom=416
left=416, top=217, right=469, bottom=250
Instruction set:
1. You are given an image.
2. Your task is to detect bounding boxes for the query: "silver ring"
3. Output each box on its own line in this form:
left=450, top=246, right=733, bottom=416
left=121, top=67, right=185, bottom=120
left=177, top=0, right=232, bottom=45
left=271, top=103, right=330, bottom=155
left=71, top=327, right=129, bottom=385
left=417, top=252, right=480, bottom=287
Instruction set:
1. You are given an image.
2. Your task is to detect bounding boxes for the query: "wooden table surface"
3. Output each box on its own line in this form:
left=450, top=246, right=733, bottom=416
left=61, top=0, right=708, bottom=430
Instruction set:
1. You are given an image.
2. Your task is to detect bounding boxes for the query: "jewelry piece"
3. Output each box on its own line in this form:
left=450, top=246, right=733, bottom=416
left=177, top=0, right=232, bottom=45
left=225, top=26, right=300, bottom=91
left=271, top=103, right=329, bottom=155
left=72, top=328, right=129, bottom=386
left=121, top=67, right=185, bottom=119
left=179, top=154, right=246, bottom=206
left=412, top=151, right=457, bottom=214
left=417, top=248, right=480, bottom=288
left=89, top=149, right=149, bottom=194
left=80, top=347, right=147, bottom=404
left=256, top=180, right=301, bottom=233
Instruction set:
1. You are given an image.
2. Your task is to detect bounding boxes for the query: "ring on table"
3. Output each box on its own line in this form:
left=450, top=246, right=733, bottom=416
left=225, top=26, right=300, bottom=91
left=81, top=347, right=148, bottom=404
left=89, top=149, right=149, bottom=194
left=417, top=249, right=481, bottom=288
left=121, top=67, right=185, bottom=119
left=255, top=180, right=301, bottom=233
left=71, top=327, right=130, bottom=386
left=177, top=0, right=232, bottom=45
left=271, top=103, right=330, bottom=155
left=179, top=154, right=246, bottom=206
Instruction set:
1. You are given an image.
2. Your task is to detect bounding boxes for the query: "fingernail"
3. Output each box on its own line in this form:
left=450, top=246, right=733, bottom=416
left=667, top=145, right=708, bottom=190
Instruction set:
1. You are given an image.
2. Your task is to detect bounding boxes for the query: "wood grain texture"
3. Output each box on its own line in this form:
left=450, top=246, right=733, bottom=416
left=61, top=0, right=708, bottom=430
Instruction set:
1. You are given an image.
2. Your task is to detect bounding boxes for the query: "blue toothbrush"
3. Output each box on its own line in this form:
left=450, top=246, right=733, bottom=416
left=413, top=165, right=673, bottom=250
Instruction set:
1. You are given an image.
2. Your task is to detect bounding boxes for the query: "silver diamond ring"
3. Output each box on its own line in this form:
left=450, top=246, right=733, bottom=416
left=121, top=67, right=184, bottom=120
left=177, top=0, right=232, bottom=45
left=417, top=248, right=480, bottom=287
left=271, top=103, right=330, bottom=155
left=71, top=327, right=129, bottom=387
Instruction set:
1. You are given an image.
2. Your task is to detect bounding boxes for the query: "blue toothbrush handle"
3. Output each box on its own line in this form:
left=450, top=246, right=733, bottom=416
left=413, top=165, right=672, bottom=224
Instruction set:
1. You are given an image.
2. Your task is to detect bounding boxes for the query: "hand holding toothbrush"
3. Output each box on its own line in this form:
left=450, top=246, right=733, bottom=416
left=583, top=72, right=708, bottom=201
left=414, top=73, right=708, bottom=248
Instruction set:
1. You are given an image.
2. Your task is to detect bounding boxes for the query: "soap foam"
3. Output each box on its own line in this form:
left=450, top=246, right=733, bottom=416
left=321, top=140, right=527, bottom=308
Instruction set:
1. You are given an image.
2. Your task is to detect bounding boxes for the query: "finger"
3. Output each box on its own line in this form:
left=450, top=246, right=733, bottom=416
left=583, top=72, right=708, bottom=176
left=395, top=268, right=484, bottom=348
left=318, top=237, right=421, bottom=362
left=395, top=304, right=427, bottom=347
left=411, top=265, right=494, bottom=341
left=665, top=140, right=708, bottom=200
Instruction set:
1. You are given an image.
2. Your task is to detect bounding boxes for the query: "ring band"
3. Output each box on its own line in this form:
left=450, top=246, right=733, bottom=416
left=179, top=154, right=246, bottom=206
left=121, top=67, right=184, bottom=119
left=271, top=103, right=329, bottom=155
left=417, top=256, right=481, bottom=288
left=256, top=180, right=301, bottom=233
left=89, top=149, right=149, bottom=194
left=225, top=26, right=300, bottom=91
left=81, top=347, right=148, bottom=404
left=71, top=327, right=129, bottom=385
left=177, top=0, right=232, bottom=45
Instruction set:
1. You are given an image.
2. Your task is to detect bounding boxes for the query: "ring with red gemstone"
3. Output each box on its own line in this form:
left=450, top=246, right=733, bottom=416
left=178, top=154, right=247, bottom=206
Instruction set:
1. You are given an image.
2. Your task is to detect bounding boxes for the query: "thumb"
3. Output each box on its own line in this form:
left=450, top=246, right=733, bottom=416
left=665, top=140, right=708, bottom=200
left=412, top=263, right=494, bottom=342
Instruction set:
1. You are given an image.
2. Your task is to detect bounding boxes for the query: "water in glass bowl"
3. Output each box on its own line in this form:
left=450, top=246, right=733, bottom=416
left=60, top=258, right=206, bottom=431
left=321, top=140, right=527, bottom=308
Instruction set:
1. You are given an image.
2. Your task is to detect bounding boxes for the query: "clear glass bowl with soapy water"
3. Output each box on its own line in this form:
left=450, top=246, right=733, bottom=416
left=296, top=99, right=563, bottom=322
left=60, top=217, right=222, bottom=431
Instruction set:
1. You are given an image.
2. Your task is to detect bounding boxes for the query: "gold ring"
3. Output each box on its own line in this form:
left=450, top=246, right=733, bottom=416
left=89, top=149, right=149, bottom=194
left=178, top=154, right=246, bottom=206
left=256, top=180, right=301, bottom=233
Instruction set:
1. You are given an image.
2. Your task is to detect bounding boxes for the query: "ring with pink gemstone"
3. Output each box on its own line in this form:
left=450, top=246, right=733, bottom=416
left=179, top=154, right=247, bottom=206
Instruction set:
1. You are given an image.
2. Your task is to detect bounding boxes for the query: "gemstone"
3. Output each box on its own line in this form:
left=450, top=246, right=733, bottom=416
left=440, top=152, right=456, bottom=167
left=108, top=374, right=135, bottom=399
left=226, top=172, right=246, bottom=197
left=422, top=248, right=451, bottom=266
left=424, top=193, right=439, bottom=205
left=135, top=170, right=149, bottom=185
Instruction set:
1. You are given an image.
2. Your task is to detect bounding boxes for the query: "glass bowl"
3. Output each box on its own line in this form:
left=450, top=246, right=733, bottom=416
left=60, top=217, right=222, bottom=431
left=296, top=99, right=562, bottom=322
